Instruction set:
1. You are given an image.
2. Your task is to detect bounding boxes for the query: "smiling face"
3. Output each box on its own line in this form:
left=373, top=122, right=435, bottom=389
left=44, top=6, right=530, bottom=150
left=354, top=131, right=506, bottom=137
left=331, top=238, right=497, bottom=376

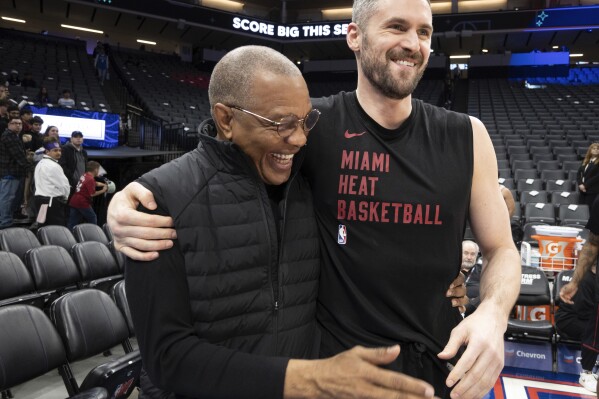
left=355, top=0, right=432, bottom=99
left=227, top=72, right=311, bottom=186
left=590, top=144, right=599, bottom=157
left=47, top=127, right=59, bottom=138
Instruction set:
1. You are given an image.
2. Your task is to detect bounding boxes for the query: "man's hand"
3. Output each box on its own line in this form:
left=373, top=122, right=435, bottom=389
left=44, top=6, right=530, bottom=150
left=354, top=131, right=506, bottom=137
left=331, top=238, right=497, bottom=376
left=22, top=134, right=32, bottom=143
left=447, top=273, right=468, bottom=313
left=107, top=182, right=176, bottom=261
left=437, top=303, right=505, bottom=399
left=559, top=282, right=578, bottom=305
left=285, top=345, right=436, bottom=399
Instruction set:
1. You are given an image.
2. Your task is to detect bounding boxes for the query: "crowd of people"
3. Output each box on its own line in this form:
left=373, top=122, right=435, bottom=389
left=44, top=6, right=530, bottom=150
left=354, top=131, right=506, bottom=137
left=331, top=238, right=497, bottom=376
left=0, top=99, right=107, bottom=230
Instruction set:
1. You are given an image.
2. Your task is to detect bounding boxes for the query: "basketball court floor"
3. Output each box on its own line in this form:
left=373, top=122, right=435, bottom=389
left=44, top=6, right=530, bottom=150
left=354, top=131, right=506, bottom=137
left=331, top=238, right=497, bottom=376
left=485, top=367, right=595, bottom=399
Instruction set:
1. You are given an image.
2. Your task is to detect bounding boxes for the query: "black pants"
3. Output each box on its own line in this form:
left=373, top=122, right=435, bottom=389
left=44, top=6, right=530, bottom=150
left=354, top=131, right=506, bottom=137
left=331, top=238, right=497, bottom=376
left=34, top=196, right=68, bottom=227
left=556, top=270, right=598, bottom=370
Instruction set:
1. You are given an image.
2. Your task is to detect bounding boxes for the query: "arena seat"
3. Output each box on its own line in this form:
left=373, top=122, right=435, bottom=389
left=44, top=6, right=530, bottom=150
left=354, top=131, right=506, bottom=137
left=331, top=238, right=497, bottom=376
left=50, top=289, right=141, bottom=398
left=0, top=251, right=45, bottom=309
left=506, top=266, right=554, bottom=341
left=516, top=179, right=543, bottom=192
left=550, top=192, right=579, bottom=209
left=73, top=223, right=110, bottom=246
left=0, top=304, right=108, bottom=399
left=24, top=246, right=81, bottom=305
left=108, top=241, right=126, bottom=273
left=523, top=204, right=555, bottom=225
left=0, top=227, right=41, bottom=262
left=37, top=225, right=78, bottom=253
left=514, top=168, right=538, bottom=181
left=112, top=280, right=135, bottom=341
left=520, top=191, right=549, bottom=208
left=558, top=204, right=590, bottom=226
left=71, top=242, right=123, bottom=293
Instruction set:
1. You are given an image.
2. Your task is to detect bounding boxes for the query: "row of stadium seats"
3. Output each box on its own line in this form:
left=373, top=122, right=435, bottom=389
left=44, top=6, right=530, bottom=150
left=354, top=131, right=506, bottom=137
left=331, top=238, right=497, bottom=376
left=0, top=29, right=111, bottom=112
left=0, top=286, right=139, bottom=398
left=0, top=225, right=139, bottom=398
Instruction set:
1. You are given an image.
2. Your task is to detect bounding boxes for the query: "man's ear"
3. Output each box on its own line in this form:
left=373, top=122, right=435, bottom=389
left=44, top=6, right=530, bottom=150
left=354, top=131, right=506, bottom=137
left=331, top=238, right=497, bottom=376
left=346, top=22, right=362, bottom=53
left=213, top=103, right=233, bottom=141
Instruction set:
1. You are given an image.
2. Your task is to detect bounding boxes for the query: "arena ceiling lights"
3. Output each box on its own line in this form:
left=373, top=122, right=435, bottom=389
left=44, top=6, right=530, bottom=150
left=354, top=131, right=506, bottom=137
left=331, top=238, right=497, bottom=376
left=137, top=39, right=157, bottom=45
left=321, top=8, right=352, bottom=20
left=570, top=53, right=584, bottom=57
left=1, top=16, right=26, bottom=23
left=450, top=55, right=471, bottom=59
left=60, top=24, right=104, bottom=34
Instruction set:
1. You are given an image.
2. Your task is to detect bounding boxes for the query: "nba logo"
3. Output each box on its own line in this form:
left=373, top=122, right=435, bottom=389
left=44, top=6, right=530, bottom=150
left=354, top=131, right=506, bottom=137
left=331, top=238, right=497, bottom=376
left=338, top=224, right=347, bottom=245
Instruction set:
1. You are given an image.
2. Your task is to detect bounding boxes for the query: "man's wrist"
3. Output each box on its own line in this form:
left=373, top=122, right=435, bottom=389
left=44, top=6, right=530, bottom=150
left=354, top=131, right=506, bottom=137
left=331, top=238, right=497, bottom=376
left=284, top=359, right=319, bottom=399
left=474, top=300, right=510, bottom=329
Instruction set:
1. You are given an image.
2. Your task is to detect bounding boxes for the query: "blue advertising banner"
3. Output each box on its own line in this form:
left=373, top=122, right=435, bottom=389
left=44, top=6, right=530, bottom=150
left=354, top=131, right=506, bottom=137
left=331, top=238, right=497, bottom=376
left=557, top=344, right=583, bottom=375
left=504, top=340, right=553, bottom=372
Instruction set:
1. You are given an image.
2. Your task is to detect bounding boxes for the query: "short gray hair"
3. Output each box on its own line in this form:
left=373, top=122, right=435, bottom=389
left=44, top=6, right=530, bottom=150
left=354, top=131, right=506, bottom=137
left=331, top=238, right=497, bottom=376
left=462, top=240, right=479, bottom=253
left=352, top=0, right=380, bottom=29
left=208, top=45, right=301, bottom=111
left=352, top=0, right=431, bottom=29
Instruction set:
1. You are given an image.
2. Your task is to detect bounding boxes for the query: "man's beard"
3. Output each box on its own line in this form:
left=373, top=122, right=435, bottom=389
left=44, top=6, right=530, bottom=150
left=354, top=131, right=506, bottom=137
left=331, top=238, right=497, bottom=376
left=461, top=260, right=476, bottom=270
left=360, top=34, right=426, bottom=100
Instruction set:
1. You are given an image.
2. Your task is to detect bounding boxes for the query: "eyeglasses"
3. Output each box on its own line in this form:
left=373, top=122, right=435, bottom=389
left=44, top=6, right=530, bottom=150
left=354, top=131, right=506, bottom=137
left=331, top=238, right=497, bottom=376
left=229, top=106, right=320, bottom=138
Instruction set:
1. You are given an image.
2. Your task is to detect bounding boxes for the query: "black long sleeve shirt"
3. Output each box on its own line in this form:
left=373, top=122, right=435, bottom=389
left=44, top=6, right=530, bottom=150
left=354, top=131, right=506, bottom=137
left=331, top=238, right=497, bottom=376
left=126, top=237, right=289, bottom=399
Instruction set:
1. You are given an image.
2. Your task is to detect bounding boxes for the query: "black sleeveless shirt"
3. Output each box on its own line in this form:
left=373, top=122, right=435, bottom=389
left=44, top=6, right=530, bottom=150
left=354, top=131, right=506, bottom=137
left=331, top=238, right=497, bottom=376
left=304, top=91, right=473, bottom=358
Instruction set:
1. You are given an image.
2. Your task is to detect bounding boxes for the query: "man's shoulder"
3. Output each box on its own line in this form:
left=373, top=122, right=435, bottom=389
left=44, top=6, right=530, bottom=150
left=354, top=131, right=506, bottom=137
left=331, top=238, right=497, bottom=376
left=311, top=91, right=350, bottom=112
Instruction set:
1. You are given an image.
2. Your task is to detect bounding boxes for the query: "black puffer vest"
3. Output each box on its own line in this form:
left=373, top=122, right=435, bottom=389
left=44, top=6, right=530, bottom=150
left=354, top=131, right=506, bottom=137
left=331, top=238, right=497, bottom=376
left=139, top=133, right=321, bottom=358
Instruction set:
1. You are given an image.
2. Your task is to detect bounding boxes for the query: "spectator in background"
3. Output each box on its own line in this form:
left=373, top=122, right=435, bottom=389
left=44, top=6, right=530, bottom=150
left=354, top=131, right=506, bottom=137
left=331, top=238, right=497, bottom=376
left=94, top=47, right=109, bottom=86
left=0, top=99, right=9, bottom=133
left=560, top=198, right=599, bottom=393
left=21, top=72, right=37, bottom=89
left=57, top=90, right=75, bottom=108
left=0, top=117, right=33, bottom=229
left=68, top=160, right=107, bottom=229
left=7, top=70, right=21, bottom=86
left=34, top=125, right=60, bottom=163
left=20, top=108, right=33, bottom=134
left=92, top=41, right=104, bottom=58
left=0, top=85, right=9, bottom=101
left=7, top=104, right=20, bottom=121
left=555, top=269, right=597, bottom=392
left=60, top=131, right=88, bottom=191
left=23, top=116, right=45, bottom=213
left=27, top=116, right=44, bottom=152
left=461, top=240, right=479, bottom=276
left=578, top=143, right=599, bottom=207
left=33, top=137, right=70, bottom=227
left=36, top=86, right=51, bottom=105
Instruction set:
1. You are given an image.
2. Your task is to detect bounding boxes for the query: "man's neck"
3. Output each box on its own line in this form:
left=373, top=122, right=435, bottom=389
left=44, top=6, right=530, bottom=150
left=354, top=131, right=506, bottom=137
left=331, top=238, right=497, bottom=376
left=355, top=77, right=413, bottom=130
left=72, top=143, right=81, bottom=150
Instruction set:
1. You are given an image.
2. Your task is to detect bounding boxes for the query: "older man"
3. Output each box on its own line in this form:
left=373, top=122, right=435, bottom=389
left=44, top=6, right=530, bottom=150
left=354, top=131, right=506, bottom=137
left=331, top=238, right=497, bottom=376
left=109, top=0, right=520, bottom=397
left=461, top=240, right=480, bottom=275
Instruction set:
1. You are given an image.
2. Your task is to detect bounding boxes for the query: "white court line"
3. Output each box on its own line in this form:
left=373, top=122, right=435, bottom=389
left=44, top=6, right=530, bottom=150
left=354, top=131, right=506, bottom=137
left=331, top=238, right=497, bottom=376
left=502, top=376, right=592, bottom=399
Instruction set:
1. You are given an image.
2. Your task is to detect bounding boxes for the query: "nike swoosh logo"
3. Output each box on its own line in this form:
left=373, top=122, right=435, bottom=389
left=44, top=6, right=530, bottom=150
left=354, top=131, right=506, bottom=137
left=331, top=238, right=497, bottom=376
left=344, top=130, right=367, bottom=139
